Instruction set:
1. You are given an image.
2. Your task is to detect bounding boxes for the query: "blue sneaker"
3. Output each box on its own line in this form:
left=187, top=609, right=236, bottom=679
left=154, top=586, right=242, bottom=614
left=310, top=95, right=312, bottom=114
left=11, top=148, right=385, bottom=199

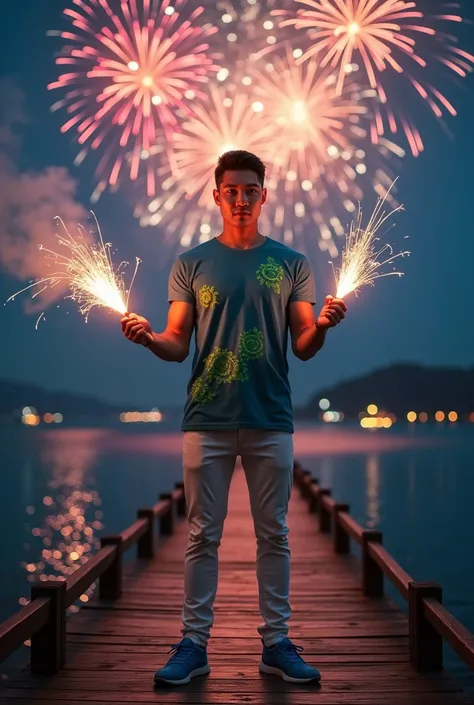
left=259, top=637, right=321, bottom=683
left=153, top=638, right=210, bottom=686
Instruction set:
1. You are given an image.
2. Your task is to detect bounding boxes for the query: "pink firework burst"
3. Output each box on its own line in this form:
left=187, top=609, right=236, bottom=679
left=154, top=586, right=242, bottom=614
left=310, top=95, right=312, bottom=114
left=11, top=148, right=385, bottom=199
left=270, top=0, right=474, bottom=156
left=48, top=0, right=219, bottom=200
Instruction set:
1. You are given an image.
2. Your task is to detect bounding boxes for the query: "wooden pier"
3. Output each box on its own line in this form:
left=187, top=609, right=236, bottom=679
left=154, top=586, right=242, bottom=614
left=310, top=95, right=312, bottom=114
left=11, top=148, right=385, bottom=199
left=1, top=462, right=474, bottom=704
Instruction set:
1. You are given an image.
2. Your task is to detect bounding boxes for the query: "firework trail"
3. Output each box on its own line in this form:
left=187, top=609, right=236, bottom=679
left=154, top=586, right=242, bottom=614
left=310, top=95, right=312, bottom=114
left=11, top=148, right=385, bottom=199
left=266, top=0, right=474, bottom=156
left=48, top=0, right=219, bottom=201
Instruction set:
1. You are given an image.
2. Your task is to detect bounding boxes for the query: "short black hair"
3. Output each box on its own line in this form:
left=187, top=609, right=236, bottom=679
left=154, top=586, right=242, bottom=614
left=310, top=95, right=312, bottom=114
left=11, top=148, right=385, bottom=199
left=214, top=150, right=266, bottom=189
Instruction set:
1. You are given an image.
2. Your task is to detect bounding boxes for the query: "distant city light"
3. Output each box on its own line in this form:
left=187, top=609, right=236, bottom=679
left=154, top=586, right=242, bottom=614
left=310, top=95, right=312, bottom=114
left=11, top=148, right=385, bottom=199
left=322, top=411, right=344, bottom=423
left=319, top=398, right=330, bottom=411
left=120, top=409, right=163, bottom=423
left=407, top=411, right=417, bottom=423
left=360, top=416, right=393, bottom=429
left=367, top=404, right=378, bottom=415
left=22, top=413, right=40, bottom=426
left=435, top=411, right=445, bottom=422
left=418, top=412, right=428, bottom=424
left=448, top=411, right=458, bottom=423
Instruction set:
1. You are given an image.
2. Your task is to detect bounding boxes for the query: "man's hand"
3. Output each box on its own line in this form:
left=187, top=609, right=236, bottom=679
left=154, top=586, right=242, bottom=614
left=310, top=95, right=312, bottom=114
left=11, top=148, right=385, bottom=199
left=121, top=312, right=152, bottom=345
left=316, top=295, right=347, bottom=330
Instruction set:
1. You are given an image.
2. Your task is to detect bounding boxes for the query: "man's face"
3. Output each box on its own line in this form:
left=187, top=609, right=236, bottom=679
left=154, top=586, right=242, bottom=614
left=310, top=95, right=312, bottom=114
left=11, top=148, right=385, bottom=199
left=213, top=169, right=267, bottom=228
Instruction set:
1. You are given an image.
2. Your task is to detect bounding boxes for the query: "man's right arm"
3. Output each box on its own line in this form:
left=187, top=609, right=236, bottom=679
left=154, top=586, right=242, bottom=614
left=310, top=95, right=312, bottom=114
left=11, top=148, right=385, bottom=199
left=147, top=301, right=195, bottom=363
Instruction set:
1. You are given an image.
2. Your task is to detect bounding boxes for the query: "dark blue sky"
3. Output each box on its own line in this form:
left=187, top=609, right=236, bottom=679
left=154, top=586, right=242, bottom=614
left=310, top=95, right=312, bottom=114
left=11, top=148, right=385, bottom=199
left=1, top=0, right=473, bottom=409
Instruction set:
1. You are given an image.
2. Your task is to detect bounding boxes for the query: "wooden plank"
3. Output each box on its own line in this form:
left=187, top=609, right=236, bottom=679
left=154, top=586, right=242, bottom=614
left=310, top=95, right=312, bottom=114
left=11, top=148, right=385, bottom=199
left=2, top=693, right=473, bottom=704
left=5, top=668, right=469, bottom=692
left=66, top=634, right=410, bottom=652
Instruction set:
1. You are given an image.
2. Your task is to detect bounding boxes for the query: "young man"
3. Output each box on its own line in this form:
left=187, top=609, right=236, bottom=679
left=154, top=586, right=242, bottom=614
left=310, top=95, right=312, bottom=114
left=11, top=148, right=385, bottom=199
left=121, top=150, right=347, bottom=686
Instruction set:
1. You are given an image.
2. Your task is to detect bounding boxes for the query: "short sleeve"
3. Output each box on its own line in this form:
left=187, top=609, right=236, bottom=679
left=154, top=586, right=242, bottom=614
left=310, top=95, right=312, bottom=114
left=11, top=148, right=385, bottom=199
left=168, top=257, right=195, bottom=304
left=289, top=256, right=316, bottom=304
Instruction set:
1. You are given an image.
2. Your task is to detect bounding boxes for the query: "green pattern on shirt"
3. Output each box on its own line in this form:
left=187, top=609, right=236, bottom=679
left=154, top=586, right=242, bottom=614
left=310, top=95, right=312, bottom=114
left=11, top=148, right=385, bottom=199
left=198, top=284, right=219, bottom=308
left=191, top=329, right=265, bottom=403
left=256, top=256, right=284, bottom=294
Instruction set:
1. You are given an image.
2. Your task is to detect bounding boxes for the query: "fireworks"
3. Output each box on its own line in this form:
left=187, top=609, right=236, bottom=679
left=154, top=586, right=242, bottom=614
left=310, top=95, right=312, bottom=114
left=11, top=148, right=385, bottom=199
left=334, top=183, right=409, bottom=298
left=248, top=51, right=404, bottom=249
left=273, top=0, right=474, bottom=156
left=135, top=57, right=404, bottom=255
left=7, top=214, right=140, bottom=324
left=135, top=84, right=278, bottom=249
left=48, top=0, right=219, bottom=200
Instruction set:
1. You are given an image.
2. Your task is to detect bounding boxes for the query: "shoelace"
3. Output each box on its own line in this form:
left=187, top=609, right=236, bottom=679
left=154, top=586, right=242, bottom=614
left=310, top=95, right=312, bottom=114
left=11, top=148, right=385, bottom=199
left=276, top=641, right=305, bottom=662
left=167, top=642, right=196, bottom=663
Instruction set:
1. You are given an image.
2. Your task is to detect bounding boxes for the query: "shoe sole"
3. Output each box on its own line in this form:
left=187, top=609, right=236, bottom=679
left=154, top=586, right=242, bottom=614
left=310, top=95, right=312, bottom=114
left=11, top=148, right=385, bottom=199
left=154, top=664, right=210, bottom=686
left=259, top=662, right=321, bottom=684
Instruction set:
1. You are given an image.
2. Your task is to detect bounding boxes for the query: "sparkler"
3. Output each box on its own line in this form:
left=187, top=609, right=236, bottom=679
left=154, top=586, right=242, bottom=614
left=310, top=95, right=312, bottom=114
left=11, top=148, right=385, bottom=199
left=270, top=0, right=474, bottom=156
left=48, top=0, right=219, bottom=200
left=334, top=182, right=409, bottom=298
left=7, top=214, right=144, bottom=328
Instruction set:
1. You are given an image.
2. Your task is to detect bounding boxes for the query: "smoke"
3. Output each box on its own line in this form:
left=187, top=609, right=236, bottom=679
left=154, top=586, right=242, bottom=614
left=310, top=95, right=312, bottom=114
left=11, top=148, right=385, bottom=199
left=0, top=79, right=87, bottom=310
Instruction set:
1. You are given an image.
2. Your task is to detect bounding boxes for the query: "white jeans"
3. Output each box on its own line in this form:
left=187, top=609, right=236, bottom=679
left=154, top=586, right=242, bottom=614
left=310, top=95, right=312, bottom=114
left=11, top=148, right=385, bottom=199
left=181, top=429, right=294, bottom=648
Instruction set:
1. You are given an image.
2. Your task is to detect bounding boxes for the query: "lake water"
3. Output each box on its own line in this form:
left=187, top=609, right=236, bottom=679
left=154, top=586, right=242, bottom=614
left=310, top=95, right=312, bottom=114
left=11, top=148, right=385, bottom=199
left=0, top=420, right=473, bottom=691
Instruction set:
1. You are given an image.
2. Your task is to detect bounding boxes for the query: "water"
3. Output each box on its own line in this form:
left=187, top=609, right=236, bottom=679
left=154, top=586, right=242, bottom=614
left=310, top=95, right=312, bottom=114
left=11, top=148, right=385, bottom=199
left=0, top=420, right=473, bottom=691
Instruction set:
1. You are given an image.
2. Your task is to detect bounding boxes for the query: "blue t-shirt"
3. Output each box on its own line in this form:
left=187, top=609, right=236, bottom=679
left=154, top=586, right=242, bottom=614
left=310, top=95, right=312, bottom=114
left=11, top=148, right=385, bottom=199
left=168, top=236, right=316, bottom=433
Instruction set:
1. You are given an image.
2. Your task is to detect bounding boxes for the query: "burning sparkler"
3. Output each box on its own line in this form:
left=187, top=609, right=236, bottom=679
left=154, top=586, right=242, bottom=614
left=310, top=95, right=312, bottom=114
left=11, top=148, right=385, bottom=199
left=47, top=0, right=219, bottom=200
left=270, top=0, right=474, bottom=156
left=334, top=182, right=409, bottom=298
left=7, top=214, right=144, bottom=328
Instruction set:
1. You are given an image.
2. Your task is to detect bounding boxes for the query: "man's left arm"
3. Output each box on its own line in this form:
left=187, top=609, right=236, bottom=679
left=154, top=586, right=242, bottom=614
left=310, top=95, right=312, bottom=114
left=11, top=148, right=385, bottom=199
left=289, top=297, right=347, bottom=362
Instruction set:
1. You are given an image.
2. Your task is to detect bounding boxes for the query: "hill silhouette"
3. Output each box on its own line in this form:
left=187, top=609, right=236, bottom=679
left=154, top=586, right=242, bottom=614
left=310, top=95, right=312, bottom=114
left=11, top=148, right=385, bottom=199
left=0, top=378, right=123, bottom=417
left=298, top=363, right=474, bottom=418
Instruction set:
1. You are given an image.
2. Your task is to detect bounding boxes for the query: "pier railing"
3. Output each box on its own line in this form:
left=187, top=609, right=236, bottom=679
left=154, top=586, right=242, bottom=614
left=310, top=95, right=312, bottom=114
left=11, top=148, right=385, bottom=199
left=293, top=462, right=474, bottom=673
left=0, top=483, right=186, bottom=675
left=2, top=464, right=474, bottom=678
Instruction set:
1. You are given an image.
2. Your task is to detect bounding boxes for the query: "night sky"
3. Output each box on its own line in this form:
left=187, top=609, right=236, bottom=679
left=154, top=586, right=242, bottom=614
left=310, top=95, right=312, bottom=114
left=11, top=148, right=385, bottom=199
left=1, top=0, right=473, bottom=409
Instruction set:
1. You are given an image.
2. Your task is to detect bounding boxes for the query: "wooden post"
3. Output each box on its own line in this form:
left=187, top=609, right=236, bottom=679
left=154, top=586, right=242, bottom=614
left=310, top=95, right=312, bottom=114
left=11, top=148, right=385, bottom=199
left=361, top=530, right=383, bottom=597
left=293, top=461, right=302, bottom=483
left=408, top=581, right=443, bottom=671
left=137, top=509, right=155, bottom=559
left=174, top=481, right=187, bottom=517
left=333, top=503, right=350, bottom=554
left=30, top=581, right=66, bottom=674
left=99, top=535, right=123, bottom=600
left=299, top=470, right=312, bottom=497
left=318, top=489, right=332, bottom=532
left=308, top=478, right=320, bottom=514
left=159, top=493, right=174, bottom=535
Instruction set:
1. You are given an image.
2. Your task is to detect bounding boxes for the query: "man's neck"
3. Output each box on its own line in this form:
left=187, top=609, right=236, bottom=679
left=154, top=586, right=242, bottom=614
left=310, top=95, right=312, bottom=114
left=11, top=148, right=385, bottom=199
left=217, top=223, right=266, bottom=250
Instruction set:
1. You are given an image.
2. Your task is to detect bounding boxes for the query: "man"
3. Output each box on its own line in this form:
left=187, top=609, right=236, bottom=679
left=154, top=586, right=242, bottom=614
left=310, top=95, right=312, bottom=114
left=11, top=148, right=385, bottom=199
left=121, top=150, right=347, bottom=686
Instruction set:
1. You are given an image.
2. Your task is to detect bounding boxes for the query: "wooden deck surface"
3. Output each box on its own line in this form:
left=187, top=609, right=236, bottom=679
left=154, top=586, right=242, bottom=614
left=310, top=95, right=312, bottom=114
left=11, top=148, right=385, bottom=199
left=2, top=464, right=473, bottom=704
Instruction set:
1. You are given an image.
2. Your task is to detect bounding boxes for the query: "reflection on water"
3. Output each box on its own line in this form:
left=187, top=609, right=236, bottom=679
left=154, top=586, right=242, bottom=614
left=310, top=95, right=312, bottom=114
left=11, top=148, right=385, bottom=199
left=365, top=454, right=380, bottom=528
left=20, top=430, right=106, bottom=613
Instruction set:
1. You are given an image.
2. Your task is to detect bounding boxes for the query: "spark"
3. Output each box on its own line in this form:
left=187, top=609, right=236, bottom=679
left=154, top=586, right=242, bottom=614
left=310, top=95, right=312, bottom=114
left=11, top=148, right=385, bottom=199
left=334, top=181, right=409, bottom=298
left=7, top=214, right=140, bottom=322
left=271, top=0, right=474, bottom=156
left=47, top=0, right=219, bottom=199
